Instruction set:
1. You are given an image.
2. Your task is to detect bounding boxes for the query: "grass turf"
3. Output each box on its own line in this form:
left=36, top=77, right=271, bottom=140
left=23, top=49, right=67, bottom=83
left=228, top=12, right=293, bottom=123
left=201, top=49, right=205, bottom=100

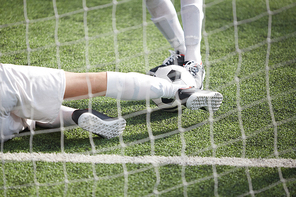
left=0, top=0, right=296, bottom=196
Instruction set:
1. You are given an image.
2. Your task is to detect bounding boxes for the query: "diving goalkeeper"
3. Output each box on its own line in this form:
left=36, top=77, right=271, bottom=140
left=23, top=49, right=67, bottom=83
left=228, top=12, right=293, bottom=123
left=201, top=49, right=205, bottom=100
left=0, top=63, right=222, bottom=141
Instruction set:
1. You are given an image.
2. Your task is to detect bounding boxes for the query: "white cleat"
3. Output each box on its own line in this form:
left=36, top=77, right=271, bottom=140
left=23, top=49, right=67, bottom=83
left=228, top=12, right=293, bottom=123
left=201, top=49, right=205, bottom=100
left=176, top=88, right=223, bottom=112
left=147, top=50, right=185, bottom=76
left=72, top=109, right=126, bottom=139
left=183, top=60, right=205, bottom=90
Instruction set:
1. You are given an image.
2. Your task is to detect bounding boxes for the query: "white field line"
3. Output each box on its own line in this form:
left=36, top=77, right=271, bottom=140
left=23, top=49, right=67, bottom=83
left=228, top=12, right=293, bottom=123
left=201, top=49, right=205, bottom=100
left=0, top=153, right=295, bottom=168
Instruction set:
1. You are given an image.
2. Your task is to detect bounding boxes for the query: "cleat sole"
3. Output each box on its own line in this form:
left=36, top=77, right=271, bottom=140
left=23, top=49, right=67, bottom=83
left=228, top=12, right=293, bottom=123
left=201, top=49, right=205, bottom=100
left=186, top=91, right=223, bottom=112
left=78, top=113, right=126, bottom=139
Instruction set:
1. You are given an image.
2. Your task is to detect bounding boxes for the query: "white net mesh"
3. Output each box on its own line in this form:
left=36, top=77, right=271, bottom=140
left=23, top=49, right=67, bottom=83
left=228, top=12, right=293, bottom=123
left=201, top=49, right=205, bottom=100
left=0, top=0, right=296, bottom=196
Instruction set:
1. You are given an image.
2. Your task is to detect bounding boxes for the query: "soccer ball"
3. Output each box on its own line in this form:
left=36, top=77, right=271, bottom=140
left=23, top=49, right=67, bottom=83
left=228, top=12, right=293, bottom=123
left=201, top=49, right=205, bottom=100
left=152, top=65, right=196, bottom=112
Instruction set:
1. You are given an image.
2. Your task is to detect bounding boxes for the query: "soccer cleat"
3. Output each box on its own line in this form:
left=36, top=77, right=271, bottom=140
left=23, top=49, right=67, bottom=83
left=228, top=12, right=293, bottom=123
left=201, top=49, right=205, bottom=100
left=176, top=88, right=223, bottom=112
left=72, top=109, right=126, bottom=139
left=147, top=50, right=185, bottom=76
left=183, top=60, right=205, bottom=90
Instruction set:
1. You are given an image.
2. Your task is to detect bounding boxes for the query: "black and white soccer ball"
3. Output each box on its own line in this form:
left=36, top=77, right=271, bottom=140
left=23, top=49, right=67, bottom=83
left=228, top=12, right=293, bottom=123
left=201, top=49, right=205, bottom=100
left=152, top=65, right=196, bottom=112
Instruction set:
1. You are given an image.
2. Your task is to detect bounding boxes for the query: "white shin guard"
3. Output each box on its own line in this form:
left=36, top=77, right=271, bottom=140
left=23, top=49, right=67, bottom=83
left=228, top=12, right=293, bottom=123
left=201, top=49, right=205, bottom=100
left=106, top=72, right=186, bottom=101
left=181, top=0, right=204, bottom=62
left=151, top=15, right=185, bottom=51
left=146, top=0, right=185, bottom=53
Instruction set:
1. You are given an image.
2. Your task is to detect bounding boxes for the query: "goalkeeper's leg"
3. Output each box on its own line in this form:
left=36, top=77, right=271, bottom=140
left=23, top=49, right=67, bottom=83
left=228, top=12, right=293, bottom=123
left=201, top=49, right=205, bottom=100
left=36, top=106, right=126, bottom=139
left=64, top=71, right=186, bottom=101
left=0, top=65, right=222, bottom=141
left=105, top=72, right=222, bottom=112
left=38, top=67, right=189, bottom=138
left=64, top=71, right=222, bottom=112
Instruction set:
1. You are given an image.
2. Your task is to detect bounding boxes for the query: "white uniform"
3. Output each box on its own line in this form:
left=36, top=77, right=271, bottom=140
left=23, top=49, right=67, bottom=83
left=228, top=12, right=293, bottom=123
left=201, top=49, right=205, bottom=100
left=0, top=64, right=66, bottom=141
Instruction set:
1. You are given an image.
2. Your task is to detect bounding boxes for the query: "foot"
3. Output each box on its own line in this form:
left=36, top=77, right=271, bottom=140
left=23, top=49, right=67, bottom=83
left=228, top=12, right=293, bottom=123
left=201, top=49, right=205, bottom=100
left=147, top=50, right=185, bottom=76
left=183, top=60, right=205, bottom=90
left=176, top=88, right=223, bottom=112
left=72, top=109, right=126, bottom=139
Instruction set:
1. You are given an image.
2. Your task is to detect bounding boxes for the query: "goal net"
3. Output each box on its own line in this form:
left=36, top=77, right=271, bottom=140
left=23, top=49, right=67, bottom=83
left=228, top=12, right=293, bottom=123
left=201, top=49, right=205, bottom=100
left=0, top=0, right=295, bottom=196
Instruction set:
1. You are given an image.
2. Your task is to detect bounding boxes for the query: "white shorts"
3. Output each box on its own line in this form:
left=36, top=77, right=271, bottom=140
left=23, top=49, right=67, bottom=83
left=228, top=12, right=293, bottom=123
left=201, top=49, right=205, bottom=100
left=0, top=64, right=66, bottom=140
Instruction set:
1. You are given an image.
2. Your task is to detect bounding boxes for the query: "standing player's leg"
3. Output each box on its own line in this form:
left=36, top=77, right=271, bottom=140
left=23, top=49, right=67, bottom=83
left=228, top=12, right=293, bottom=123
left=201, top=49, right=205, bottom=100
left=146, top=0, right=185, bottom=55
left=145, top=0, right=186, bottom=73
left=181, top=0, right=205, bottom=89
left=146, top=0, right=205, bottom=90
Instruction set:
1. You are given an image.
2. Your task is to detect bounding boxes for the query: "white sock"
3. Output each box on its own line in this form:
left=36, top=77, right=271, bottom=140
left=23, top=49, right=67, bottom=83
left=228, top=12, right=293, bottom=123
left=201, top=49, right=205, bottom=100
left=36, top=106, right=76, bottom=128
left=181, top=0, right=204, bottom=62
left=105, top=72, right=187, bottom=100
left=146, top=0, right=186, bottom=54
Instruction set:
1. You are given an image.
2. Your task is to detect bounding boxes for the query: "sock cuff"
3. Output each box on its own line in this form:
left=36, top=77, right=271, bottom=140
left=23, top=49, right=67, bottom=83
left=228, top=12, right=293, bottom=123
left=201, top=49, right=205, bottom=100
left=72, top=109, right=87, bottom=125
left=72, top=109, right=115, bottom=125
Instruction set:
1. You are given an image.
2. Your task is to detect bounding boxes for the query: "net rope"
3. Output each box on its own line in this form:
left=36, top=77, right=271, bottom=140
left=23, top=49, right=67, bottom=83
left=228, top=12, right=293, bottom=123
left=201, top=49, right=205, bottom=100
left=0, top=0, right=296, bottom=196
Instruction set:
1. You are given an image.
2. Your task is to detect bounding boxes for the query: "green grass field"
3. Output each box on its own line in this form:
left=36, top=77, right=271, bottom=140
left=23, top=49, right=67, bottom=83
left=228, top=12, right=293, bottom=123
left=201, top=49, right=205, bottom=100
left=1, top=0, right=296, bottom=196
